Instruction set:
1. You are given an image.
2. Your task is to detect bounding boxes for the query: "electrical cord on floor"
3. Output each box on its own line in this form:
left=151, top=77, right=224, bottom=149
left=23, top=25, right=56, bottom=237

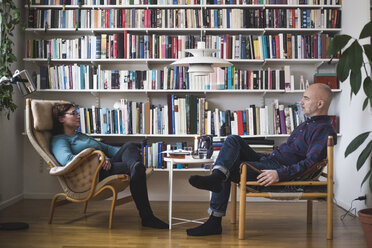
left=340, top=198, right=358, bottom=221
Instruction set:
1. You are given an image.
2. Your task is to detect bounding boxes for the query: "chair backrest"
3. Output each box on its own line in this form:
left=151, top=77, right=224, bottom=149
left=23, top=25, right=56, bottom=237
left=26, top=98, right=70, bottom=168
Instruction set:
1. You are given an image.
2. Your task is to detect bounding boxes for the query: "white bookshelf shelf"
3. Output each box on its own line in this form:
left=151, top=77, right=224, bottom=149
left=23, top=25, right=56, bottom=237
left=26, top=4, right=342, bottom=9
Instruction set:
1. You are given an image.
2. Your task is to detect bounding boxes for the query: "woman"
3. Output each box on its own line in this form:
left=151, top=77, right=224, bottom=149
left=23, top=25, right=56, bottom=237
left=50, top=103, right=168, bottom=229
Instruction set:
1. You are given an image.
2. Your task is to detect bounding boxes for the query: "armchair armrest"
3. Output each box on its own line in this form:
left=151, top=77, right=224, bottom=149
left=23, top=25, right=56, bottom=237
left=49, top=148, right=98, bottom=176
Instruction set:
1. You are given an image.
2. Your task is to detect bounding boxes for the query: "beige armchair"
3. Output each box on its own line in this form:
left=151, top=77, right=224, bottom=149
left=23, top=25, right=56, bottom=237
left=25, top=98, right=138, bottom=228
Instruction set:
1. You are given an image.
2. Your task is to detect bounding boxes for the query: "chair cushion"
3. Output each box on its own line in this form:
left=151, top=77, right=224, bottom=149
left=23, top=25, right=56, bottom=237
left=31, top=99, right=70, bottom=131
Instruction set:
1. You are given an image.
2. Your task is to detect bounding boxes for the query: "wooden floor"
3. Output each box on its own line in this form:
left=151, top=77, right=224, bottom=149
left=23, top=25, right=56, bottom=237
left=0, top=199, right=366, bottom=248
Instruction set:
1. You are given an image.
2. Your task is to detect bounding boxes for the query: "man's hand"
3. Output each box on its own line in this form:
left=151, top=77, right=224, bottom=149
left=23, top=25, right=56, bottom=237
left=257, top=170, right=279, bottom=186
left=102, top=160, right=112, bottom=171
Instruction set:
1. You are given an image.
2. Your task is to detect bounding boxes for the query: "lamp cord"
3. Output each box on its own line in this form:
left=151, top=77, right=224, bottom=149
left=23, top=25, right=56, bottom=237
left=340, top=199, right=357, bottom=221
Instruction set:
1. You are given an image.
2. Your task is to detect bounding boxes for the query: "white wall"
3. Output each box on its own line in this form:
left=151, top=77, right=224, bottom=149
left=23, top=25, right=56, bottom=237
left=0, top=0, right=25, bottom=209
left=334, top=0, right=372, bottom=212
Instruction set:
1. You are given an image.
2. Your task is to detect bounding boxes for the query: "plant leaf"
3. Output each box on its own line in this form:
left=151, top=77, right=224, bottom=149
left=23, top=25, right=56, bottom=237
left=360, top=20, right=372, bottom=39
left=350, top=68, right=362, bottom=95
left=326, top=35, right=352, bottom=57
left=361, top=169, right=372, bottom=190
left=363, top=97, right=369, bottom=110
left=357, top=140, right=372, bottom=171
left=345, top=131, right=371, bottom=157
left=348, top=41, right=364, bottom=72
left=364, top=44, right=372, bottom=63
left=336, top=49, right=350, bottom=82
left=363, top=76, right=372, bottom=98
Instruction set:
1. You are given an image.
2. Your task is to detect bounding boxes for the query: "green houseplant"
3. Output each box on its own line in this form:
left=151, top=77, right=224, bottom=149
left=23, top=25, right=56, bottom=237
left=327, top=20, right=372, bottom=247
left=327, top=20, right=372, bottom=191
left=0, top=0, right=21, bottom=119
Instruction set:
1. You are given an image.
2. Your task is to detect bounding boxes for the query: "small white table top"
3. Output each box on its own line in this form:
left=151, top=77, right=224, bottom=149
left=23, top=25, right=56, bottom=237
left=163, top=157, right=214, bottom=164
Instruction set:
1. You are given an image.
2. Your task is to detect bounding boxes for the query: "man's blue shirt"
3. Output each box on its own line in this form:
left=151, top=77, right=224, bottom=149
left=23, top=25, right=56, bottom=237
left=270, top=115, right=337, bottom=181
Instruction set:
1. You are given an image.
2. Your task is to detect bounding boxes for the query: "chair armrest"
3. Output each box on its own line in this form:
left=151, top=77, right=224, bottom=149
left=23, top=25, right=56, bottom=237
left=49, top=148, right=97, bottom=176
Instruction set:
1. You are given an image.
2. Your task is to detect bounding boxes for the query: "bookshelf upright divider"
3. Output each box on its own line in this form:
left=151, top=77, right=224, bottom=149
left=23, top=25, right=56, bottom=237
left=25, top=0, right=342, bottom=169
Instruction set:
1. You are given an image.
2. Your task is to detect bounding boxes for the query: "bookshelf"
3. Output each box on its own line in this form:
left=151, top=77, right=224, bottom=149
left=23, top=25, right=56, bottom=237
left=25, top=0, right=342, bottom=169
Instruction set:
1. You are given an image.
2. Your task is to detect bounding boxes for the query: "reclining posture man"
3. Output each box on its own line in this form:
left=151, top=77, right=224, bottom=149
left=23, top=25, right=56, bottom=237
left=187, top=83, right=337, bottom=236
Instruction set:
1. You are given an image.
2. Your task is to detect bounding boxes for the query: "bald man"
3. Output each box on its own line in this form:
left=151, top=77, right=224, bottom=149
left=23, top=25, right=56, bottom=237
left=187, top=83, right=337, bottom=236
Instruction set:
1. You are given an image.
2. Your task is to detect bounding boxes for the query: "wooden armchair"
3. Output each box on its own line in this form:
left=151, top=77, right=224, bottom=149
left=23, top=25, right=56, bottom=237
left=25, top=98, right=144, bottom=228
left=230, top=136, right=334, bottom=240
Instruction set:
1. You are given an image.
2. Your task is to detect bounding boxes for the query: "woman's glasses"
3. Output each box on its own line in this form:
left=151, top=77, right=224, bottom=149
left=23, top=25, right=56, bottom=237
left=65, top=110, right=80, bottom=116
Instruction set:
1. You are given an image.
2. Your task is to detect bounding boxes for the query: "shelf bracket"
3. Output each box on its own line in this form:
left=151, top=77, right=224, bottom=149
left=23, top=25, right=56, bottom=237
left=261, top=92, right=266, bottom=107
left=315, top=61, right=324, bottom=73
left=91, top=92, right=101, bottom=108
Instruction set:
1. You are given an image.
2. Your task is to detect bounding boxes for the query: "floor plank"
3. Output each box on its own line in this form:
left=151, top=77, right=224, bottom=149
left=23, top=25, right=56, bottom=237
left=0, top=200, right=366, bottom=248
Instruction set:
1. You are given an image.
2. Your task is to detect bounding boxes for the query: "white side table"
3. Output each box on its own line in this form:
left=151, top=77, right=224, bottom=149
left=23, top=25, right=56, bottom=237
left=161, top=157, right=214, bottom=230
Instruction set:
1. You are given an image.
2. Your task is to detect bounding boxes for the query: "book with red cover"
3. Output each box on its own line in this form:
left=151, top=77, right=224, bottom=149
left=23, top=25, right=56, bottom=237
left=314, top=73, right=339, bottom=89
left=236, top=110, right=243, bottom=135
left=321, top=33, right=326, bottom=58
left=124, top=30, right=128, bottom=59
left=329, top=115, right=339, bottom=133
left=113, top=34, right=118, bottom=59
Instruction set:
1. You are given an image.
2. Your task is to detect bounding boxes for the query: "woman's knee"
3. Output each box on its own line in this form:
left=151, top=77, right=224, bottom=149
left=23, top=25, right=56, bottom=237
left=225, top=135, right=241, bottom=145
left=122, top=142, right=138, bottom=150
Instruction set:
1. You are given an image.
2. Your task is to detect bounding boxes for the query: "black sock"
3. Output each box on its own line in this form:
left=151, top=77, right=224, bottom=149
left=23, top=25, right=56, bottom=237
left=186, top=215, right=222, bottom=236
left=188, top=169, right=225, bottom=193
left=141, top=215, right=169, bottom=229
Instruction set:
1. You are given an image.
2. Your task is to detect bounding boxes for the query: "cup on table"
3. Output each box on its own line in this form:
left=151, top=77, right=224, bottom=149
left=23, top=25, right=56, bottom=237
left=198, top=148, right=208, bottom=159
left=184, top=147, right=193, bottom=159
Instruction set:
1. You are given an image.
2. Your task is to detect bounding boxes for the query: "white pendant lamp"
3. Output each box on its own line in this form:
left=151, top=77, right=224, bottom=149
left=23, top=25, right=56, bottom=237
left=171, top=41, right=232, bottom=76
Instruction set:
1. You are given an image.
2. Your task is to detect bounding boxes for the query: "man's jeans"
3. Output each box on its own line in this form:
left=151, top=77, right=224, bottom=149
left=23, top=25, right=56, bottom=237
left=209, top=135, right=282, bottom=217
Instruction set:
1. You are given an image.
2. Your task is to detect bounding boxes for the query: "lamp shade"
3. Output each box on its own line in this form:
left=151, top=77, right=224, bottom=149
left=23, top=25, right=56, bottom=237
left=171, top=41, right=232, bottom=76
left=12, top=70, right=36, bottom=96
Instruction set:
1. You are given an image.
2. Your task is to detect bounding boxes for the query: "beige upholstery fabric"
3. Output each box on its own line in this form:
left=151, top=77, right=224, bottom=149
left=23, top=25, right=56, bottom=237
left=63, top=154, right=100, bottom=193
left=31, top=99, right=70, bottom=131
left=34, top=131, right=60, bottom=166
left=49, top=148, right=95, bottom=175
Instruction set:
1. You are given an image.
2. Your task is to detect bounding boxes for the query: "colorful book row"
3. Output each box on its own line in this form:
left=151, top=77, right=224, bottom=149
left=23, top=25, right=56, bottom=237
left=28, top=0, right=342, bottom=6
left=38, top=64, right=292, bottom=91
left=76, top=96, right=310, bottom=136
left=27, top=7, right=340, bottom=29
left=26, top=33, right=334, bottom=60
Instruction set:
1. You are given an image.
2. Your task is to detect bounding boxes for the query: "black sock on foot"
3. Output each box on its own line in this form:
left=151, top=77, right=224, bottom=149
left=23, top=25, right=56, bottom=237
left=188, top=170, right=225, bottom=193
left=141, top=215, right=169, bottom=229
left=186, top=215, right=222, bottom=236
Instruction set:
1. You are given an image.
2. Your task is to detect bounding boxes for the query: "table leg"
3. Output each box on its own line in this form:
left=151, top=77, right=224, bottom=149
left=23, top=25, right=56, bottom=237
left=168, top=160, right=173, bottom=230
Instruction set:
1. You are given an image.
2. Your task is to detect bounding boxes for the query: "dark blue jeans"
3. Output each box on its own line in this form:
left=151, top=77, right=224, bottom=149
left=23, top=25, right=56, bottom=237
left=100, top=142, right=153, bottom=219
left=209, top=135, right=282, bottom=217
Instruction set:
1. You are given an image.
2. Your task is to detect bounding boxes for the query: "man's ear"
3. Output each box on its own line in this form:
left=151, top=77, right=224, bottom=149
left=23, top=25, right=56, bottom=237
left=318, top=100, right=325, bottom=109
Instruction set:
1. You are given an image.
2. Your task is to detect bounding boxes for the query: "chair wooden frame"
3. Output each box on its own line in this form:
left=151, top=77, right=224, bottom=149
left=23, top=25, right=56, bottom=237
left=47, top=150, right=133, bottom=229
left=231, top=136, right=334, bottom=240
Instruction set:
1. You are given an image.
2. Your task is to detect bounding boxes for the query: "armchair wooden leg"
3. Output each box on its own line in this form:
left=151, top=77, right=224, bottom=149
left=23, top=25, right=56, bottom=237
left=327, top=192, right=333, bottom=239
left=49, top=193, right=70, bottom=224
left=108, top=186, right=117, bottom=229
left=83, top=202, right=88, bottom=214
left=307, top=200, right=313, bottom=224
left=231, top=182, right=237, bottom=224
left=327, top=137, right=334, bottom=240
left=239, top=164, right=248, bottom=240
